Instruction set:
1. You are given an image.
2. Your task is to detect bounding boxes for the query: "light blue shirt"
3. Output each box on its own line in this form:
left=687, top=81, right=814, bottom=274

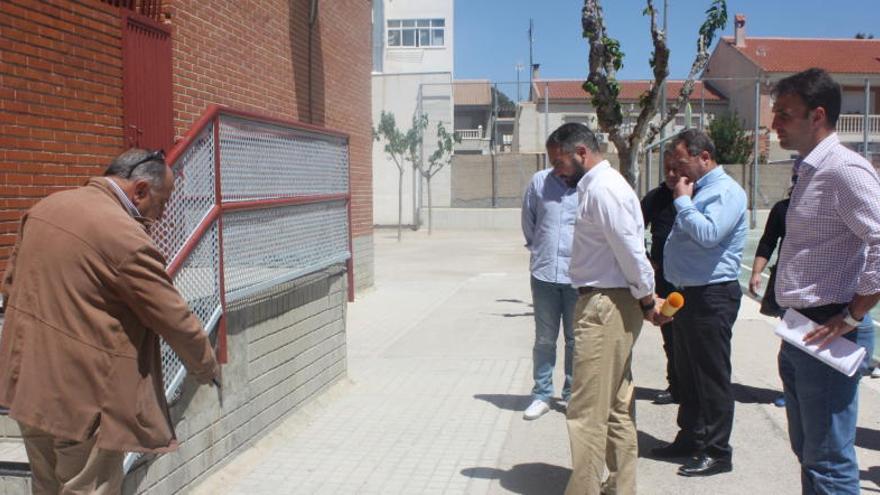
left=521, top=169, right=578, bottom=284
left=663, top=166, right=747, bottom=287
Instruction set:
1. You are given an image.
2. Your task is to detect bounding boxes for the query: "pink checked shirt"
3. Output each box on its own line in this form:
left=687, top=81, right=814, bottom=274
left=776, top=133, right=880, bottom=308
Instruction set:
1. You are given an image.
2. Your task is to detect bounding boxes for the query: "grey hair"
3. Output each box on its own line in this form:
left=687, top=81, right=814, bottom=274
left=103, top=148, right=167, bottom=188
left=671, top=128, right=716, bottom=161
left=546, top=122, right=600, bottom=154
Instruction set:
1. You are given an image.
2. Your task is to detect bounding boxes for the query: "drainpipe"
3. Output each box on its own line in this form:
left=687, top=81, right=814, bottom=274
left=308, top=0, right=319, bottom=123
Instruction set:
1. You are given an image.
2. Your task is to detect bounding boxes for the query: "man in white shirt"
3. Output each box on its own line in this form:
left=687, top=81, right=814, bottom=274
left=546, top=123, right=668, bottom=495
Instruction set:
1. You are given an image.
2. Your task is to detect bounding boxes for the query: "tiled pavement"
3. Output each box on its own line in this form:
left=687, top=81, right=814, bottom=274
left=192, top=229, right=880, bottom=495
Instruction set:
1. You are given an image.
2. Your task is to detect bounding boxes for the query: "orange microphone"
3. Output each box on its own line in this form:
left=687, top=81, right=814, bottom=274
left=661, top=292, right=685, bottom=317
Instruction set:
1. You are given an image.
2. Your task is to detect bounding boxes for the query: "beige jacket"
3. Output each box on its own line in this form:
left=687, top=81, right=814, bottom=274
left=0, top=178, right=218, bottom=453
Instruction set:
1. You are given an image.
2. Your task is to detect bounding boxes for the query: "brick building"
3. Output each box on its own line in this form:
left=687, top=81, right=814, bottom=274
left=0, top=0, right=374, bottom=290
left=0, top=0, right=373, bottom=492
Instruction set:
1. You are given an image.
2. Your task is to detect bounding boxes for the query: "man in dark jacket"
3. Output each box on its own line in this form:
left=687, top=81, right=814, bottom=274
left=641, top=149, right=680, bottom=404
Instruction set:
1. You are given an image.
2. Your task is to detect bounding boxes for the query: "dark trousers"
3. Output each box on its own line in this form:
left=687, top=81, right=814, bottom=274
left=672, top=280, right=742, bottom=460
left=655, top=270, right=678, bottom=399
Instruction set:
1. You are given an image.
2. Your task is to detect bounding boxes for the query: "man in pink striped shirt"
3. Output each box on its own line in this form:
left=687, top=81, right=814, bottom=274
left=773, top=68, right=880, bottom=495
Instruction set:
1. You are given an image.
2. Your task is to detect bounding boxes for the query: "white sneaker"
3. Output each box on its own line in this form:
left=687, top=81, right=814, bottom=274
left=872, top=367, right=880, bottom=379
left=523, top=399, right=551, bottom=420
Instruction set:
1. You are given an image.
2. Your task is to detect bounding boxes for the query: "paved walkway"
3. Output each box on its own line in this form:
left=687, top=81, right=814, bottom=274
left=192, top=229, right=880, bottom=494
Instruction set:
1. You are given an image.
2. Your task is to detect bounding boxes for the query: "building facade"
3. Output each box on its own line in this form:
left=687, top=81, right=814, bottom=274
left=371, top=0, right=455, bottom=226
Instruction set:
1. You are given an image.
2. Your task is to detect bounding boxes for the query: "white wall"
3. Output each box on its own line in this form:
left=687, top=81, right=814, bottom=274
left=372, top=72, right=453, bottom=226
left=382, top=0, right=454, bottom=75
left=372, top=0, right=455, bottom=227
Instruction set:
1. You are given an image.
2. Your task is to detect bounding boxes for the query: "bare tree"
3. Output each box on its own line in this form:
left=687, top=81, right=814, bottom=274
left=373, top=111, right=428, bottom=241
left=419, top=122, right=460, bottom=235
left=582, top=0, right=728, bottom=188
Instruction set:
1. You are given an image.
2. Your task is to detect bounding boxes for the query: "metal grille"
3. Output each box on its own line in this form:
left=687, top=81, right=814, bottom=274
left=222, top=201, right=350, bottom=301
left=152, top=124, right=216, bottom=264
left=159, top=221, right=222, bottom=398
left=219, top=116, right=349, bottom=202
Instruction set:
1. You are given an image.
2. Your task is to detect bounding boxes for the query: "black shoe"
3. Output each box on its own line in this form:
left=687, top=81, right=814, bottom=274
left=650, top=441, right=698, bottom=459
left=653, top=390, right=677, bottom=405
left=677, top=454, right=732, bottom=477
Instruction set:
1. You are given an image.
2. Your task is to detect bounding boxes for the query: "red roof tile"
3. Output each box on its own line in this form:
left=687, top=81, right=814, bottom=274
left=724, top=37, right=880, bottom=74
left=533, top=80, right=725, bottom=102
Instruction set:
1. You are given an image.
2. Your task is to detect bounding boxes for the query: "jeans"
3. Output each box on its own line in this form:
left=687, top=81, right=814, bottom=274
left=778, top=304, right=861, bottom=495
left=857, top=313, right=875, bottom=376
left=530, top=276, right=577, bottom=403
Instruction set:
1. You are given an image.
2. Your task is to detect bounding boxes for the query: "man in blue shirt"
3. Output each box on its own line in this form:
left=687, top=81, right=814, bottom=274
left=520, top=156, right=580, bottom=420
left=652, top=129, right=747, bottom=477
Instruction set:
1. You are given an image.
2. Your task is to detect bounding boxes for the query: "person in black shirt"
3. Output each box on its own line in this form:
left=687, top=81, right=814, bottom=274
left=749, top=198, right=789, bottom=318
left=641, top=150, right=680, bottom=404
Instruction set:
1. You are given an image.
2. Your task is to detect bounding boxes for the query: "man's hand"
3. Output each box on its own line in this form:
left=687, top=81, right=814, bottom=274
left=748, top=273, right=762, bottom=297
left=642, top=295, right=673, bottom=326
left=193, top=360, right=221, bottom=386
left=802, top=314, right=854, bottom=348
left=672, top=176, right=694, bottom=199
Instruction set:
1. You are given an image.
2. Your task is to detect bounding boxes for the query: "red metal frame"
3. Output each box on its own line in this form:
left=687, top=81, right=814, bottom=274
left=165, top=205, right=220, bottom=278
left=213, top=117, right=229, bottom=364
left=163, top=105, right=356, bottom=363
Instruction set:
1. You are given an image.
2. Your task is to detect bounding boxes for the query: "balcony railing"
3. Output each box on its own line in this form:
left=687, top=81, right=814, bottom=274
left=838, top=114, right=880, bottom=135
left=457, top=128, right=484, bottom=140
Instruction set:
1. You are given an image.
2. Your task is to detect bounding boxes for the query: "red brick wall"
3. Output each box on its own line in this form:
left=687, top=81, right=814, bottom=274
left=168, top=0, right=373, bottom=237
left=0, top=0, right=373, bottom=273
left=0, top=0, right=125, bottom=272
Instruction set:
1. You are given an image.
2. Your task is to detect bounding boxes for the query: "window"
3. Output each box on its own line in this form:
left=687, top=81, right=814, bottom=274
left=387, top=18, right=445, bottom=47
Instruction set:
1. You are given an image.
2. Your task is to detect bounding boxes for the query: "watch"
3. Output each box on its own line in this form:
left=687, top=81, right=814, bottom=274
left=640, top=299, right=656, bottom=313
left=842, top=307, right=864, bottom=328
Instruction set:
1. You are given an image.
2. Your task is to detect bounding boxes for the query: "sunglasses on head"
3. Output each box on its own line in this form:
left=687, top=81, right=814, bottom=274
left=123, top=149, right=166, bottom=179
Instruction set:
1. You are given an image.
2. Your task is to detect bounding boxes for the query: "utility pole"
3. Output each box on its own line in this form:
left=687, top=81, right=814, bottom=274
left=515, top=62, right=524, bottom=102
left=528, top=19, right=535, bottom=96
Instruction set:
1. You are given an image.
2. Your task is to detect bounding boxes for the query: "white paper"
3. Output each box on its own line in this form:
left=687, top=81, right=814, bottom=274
left=774, top=309, right=866, bottom=377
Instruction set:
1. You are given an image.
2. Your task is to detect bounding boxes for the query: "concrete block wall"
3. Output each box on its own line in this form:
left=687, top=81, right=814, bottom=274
left=124, top=267, right=347, bottom=494
left=353, top=235, right=375, bottom=292
left=450, top=153, right=544, bottom=208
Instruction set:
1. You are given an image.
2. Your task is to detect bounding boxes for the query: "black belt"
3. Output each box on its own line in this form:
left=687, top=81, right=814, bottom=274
left=577, top=286, right=625, bottom=295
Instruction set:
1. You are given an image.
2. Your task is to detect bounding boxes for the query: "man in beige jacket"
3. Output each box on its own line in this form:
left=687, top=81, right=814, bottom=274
left=0, top=148, right=220, bottom=494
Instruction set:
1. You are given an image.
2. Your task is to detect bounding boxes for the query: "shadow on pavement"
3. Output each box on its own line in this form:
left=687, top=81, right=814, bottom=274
left=496, top=298, right=533, bottom=306
left=496, top=312, right=535, bottom=318
left=857, top=426, right=880, bottom=450
left=461, top=463, right=570, bottom=495
left=731, top=382, right=782, bottom=404
left=474, top=394, right=532, bottom=411
left=637, top=430, right=689, bottom=465
left=634, top=386, right=664, bottom=401
left=861, top=465, right=880, bottom=492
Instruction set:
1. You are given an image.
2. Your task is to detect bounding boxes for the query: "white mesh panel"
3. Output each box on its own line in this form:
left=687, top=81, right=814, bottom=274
left=219, top=116, right=348, bottom=202
left=222, top=201, right=349, bottom=301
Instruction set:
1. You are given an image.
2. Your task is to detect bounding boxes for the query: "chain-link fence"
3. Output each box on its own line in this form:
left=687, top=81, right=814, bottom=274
left=124, top=106, right=351, bottom=472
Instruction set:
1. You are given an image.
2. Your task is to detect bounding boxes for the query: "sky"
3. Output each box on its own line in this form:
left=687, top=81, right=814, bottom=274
left=454, top=0, right=880, bottom=89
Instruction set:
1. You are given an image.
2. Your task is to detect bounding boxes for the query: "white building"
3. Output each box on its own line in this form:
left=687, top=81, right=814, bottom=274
left=372, top=0, right=455, bottom=227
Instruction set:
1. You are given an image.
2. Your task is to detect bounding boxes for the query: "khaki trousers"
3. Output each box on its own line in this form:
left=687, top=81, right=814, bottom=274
left=19, top=422, right=124, bottom=495
left=565, top=289, right=642, bottom=495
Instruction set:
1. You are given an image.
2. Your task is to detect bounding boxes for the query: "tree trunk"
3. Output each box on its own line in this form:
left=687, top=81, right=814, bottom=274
left=397, top=168, right=403, bottom=242
left=427, top=176, right=433, bottom=235
left=412, top=165, right=419, bottom=231
left=618, top=140, right=647, bottom=194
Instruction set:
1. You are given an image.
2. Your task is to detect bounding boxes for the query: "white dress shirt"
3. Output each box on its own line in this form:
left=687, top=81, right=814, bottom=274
left=569, top=160, right=655, bottom=299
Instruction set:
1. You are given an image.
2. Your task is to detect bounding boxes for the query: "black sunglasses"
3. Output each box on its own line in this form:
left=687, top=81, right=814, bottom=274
left=124, top=149, right=166, bottom=179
